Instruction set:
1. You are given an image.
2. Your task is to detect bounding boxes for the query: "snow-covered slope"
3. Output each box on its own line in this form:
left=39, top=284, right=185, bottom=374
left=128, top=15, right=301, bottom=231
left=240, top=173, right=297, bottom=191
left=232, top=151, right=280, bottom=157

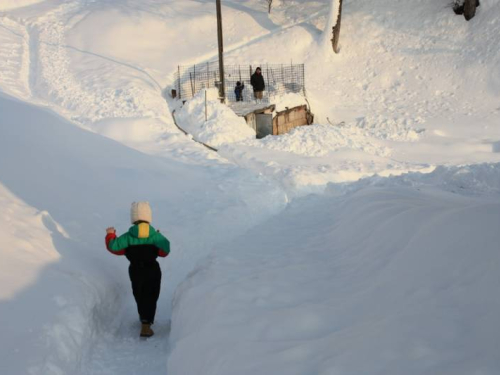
left=169, top=172, right=500, bottom=375
left=1, top=0, right=499, bottom=374
left=0, top=93, right=285, bottom=374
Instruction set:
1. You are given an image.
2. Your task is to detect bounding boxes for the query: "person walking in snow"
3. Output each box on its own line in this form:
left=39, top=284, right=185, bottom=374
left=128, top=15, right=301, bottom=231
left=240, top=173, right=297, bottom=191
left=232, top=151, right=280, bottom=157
left=234, top=81, right=245, bottom=102
left=105, top=202, right=170, bottom=338
left=250, top=67, right=265, bottom=102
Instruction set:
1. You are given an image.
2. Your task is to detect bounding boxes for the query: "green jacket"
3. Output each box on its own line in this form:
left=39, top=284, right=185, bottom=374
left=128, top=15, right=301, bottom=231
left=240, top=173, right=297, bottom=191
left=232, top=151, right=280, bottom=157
left=105, top=223, right=170, bottom=258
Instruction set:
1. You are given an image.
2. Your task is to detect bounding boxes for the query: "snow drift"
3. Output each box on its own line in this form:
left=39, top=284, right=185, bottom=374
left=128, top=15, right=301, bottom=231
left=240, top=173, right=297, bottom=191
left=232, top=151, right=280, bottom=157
left=175, top=89, right=256, bottom=148
left=168, top=167, right=500, bottom=375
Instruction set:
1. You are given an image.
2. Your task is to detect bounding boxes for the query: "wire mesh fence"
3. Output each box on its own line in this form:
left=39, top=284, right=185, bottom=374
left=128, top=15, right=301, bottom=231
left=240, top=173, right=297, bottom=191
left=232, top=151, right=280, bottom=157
left=174, top=62, right=305, bottom=103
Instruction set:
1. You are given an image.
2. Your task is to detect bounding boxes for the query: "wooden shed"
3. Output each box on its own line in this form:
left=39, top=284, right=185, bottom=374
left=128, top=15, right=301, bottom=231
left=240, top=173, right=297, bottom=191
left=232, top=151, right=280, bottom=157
left=233, top=103, right=314, bottom=139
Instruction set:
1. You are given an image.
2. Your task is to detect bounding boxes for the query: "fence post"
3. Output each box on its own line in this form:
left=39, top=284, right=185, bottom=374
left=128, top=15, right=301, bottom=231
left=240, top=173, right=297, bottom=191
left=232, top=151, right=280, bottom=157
left=178, top=65, right=181, bottom=100
left=205, top=89, right=208, bottom=122
left=266, top=64, right=270, bottom=102
left=189, top=72, right=194, bottom=97
left=207, top=62, right=210, bottom=88
left=301, top=64, right=306, bottom=96
left=193, top=64, right=196, bottom=93
left=249, top=65, right=253, bottom=100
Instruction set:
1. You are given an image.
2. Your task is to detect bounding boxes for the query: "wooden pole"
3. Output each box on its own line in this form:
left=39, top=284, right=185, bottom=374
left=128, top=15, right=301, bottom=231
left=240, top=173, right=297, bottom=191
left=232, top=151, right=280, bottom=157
left=216, top=0, right=226, bottom=103
left=193, top=64, right=197, bottom=93
left=207, top=61, right=210, bottom=88
left=189, top=72, right=194, bottom=97
left=178, top=65, right=181, bottom=99
left=266, top=64, right=270, bottom=102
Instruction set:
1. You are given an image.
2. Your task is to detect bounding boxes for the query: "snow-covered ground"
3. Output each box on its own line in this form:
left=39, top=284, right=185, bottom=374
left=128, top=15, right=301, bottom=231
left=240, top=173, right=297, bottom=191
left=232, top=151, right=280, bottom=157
left=174, top=88, right=256, bottom=148
left=0, top=92, right=285, bottom=375
left=169, top=169, right=500, bottom=375
left=1, top=0, right=499, bottom=374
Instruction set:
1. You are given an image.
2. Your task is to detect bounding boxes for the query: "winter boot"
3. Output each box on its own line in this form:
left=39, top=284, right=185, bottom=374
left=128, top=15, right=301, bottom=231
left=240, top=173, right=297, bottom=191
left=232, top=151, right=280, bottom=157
left=140, top=323, right=154, bottom=338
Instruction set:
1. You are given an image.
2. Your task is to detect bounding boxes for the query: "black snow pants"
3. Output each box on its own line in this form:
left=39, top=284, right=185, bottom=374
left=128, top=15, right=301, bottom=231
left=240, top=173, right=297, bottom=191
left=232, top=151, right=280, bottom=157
left=128, top=261, right=162, bottom=324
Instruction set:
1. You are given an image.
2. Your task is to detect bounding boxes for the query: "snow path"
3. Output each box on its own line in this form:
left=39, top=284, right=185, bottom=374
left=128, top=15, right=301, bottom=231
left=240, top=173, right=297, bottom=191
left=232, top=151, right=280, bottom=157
left=0, top=93, right=287, bottom=375
left=0, top=17, right=31, bottom=99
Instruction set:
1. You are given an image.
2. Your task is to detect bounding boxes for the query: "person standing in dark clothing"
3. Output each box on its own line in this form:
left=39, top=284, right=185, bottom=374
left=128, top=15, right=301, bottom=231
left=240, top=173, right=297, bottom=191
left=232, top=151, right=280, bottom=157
left=105, top=201, right=170, bottom=338
left=234, top=81, right=245, bottom=101
left=250, top=67, right=265, bottom=101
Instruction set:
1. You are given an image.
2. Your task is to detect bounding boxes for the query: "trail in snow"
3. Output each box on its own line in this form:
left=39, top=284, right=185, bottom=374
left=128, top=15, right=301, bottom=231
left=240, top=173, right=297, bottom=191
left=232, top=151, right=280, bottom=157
left=1, top=0, right=500, bottom=374
left=0, top=93, right=287, bottom=375
left=0, top=18, right=31, bottom=99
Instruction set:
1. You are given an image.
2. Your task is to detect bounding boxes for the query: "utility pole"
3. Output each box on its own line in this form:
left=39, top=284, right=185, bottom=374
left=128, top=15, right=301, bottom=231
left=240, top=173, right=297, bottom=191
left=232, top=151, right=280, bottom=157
left=216, top=0, right=226, bottom=103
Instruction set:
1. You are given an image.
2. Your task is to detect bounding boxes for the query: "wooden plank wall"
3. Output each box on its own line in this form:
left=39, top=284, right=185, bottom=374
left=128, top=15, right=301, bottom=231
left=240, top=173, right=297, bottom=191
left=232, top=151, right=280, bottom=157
left=272, top=105, right=310, bottom=135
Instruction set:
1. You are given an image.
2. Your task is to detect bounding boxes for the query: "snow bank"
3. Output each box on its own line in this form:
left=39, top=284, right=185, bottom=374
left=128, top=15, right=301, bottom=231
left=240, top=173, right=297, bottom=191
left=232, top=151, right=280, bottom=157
left=239, top=123, right=391, bottom=158
left=0, top=184, right=60, bottom=300
left=329, top=162, right=500, bottom=198
left=175, top=89, right=256, bottom=148
left=272, top=92, right=308, bottom=112
left=168, top=168, right=500, bottom=375
left=0, top=181, right=116, bottom=375
left=0, top=0, right=45, bottom=11
left=218, top=121, right=430, bottom=196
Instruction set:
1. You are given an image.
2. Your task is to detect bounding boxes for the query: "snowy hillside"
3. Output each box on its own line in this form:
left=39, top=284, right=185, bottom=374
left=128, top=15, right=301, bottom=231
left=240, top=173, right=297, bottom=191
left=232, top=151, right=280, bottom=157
left=1, top=0, right=499, bottom=374
left=170, top=172, right=500, bottom=375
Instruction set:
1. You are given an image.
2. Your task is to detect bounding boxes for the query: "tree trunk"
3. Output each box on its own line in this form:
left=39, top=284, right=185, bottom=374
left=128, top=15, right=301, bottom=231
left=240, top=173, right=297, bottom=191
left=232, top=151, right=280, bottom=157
left=453, top=0, right=480, bottom=20
left=463, top=0, right=477, bottom=20
left=331, top=0, right=343, bottom=54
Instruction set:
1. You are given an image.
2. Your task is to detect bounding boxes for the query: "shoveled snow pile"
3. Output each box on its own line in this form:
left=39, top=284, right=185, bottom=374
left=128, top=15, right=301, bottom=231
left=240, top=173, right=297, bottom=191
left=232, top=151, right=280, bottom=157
left=168, top=164, right=500, bottom=375
left=175, top=89, right=255, bottom=148
left=238, top=123, right=392, bottom=158
left=272, top=92, right=308, bottom=112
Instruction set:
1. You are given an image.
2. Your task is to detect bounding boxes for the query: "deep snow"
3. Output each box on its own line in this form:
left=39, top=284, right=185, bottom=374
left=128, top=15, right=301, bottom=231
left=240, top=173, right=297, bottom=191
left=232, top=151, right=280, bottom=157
left=1, top=0, right=500, bottom=374
left=0, top=92, right=285, bottom=374
left=169, top=175, right=500, bottom=375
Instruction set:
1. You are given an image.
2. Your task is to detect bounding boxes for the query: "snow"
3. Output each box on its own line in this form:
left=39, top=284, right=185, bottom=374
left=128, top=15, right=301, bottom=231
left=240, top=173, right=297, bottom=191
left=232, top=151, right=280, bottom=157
left=272, top=92, right=308, bottom=112
left=175, top=88, right=256, bottom=148
left=169, top=172, right=500, bottom=375
left=236, top=123, right=392, bottom=158
left=328, top=163, right=500, bottom=199
left=0, top=92, right=285, bottom=375
left=1, top=0, right=500, bottom=374
left=0, top=183, right=60, bottom=300
left=0, top=0, right=45, bottom=11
